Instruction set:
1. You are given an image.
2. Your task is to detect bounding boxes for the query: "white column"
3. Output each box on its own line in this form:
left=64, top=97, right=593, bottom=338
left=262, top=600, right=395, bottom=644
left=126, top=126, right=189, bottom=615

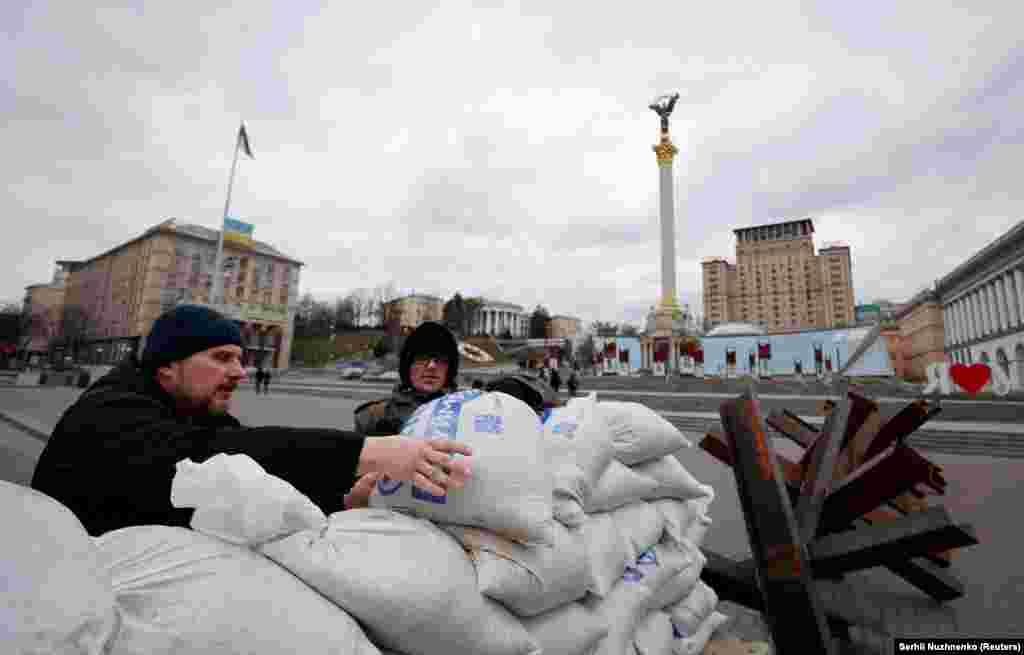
left=1005, top=272, right=1019, bottom=328
left=968, top=292, right=979, bottom=340
left=975, top=290, right=986, bottom=337
left=1015, top=269, right=1024, bottom=325
left=954, top=300, right=962, bottom=345
left=951, top=300, right=962, bottom=344
left=995, top=278, right=1008, bottom=332
left=978, top=288, right=987, bottom=337
left=943, top=306, right=952, bottom=348
left=988, top=283, right=1000, bottom=334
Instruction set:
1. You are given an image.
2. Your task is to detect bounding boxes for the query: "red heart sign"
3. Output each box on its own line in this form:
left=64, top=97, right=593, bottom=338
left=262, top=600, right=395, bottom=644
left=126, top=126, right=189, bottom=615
left=949, top=363, right=991, bottom=394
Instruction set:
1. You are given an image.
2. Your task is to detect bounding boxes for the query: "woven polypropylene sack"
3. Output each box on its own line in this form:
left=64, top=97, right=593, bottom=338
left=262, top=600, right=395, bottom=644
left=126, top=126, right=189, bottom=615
left=667, top=580, right=718, bottom=636
left=551, top=393, right=614, bottom=498
left=586, top=460, right=659, bottom=513
left=654, top=498, right=713, bottom=549
left=632, top=456, right=713, bottom=503
left=521, top=601, right=608, bottom=655
left=582, top=512, right=633, bottom=597
left=633, top=542, right=692, bottom=612
left=647, top=537, right=706, bottom=610
left=596, top=401, right=693, bottom=466
left=584, top=570, right=653, bottom=655
left=370, top=390, right=553, bottom=544
left=612, top=502, right=666, bottom=561
left=543, top=425, right=588, bottom=528
left=671, top=610, right=730, bottom=655
left=261, top=509, right=539, bottom=655
left=96, top=525, right=380, bottom=655
left=634, top=610, right=674, bottom=655
left=444, top=522, right=589, bottom=617
left=1, top=480, right=119, bottom=655
left=170, top=453, right=327, bottom=547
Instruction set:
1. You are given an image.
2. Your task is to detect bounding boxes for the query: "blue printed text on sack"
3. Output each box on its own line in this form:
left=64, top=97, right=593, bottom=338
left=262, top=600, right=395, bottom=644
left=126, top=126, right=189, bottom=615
left=473, top=414, right=503, bottom=434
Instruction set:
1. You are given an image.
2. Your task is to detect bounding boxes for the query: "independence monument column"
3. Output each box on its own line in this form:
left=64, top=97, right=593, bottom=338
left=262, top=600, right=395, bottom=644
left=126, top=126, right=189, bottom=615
left=649, top=93, right=682, bottom=358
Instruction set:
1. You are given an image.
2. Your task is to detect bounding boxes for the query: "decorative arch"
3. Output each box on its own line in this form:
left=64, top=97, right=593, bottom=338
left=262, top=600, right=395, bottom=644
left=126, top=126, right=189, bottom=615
left=1015, top=343, right=1024, bottom=392
left=996, top=348, right=1010, bottom=378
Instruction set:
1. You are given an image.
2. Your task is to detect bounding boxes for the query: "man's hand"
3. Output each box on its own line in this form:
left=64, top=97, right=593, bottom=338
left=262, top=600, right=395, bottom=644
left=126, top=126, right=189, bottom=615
left=344, top=472, right=381, bottom=510
left=358, top=436, right=473, bottom=497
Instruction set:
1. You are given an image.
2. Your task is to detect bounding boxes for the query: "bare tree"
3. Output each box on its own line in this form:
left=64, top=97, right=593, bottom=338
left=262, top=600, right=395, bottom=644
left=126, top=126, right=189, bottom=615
left=443, top=293, right=466, bottom=337
left=591, top=321, right=619, bottom=337
left=334, top=296, right=357, bottom=332
left=371, top=282, right=398, bottom=328
left=529, top=305, right=551, bottom=339
left=619, top=324, right=640, bottom=337
left=464, top=297, right=483, bottom=336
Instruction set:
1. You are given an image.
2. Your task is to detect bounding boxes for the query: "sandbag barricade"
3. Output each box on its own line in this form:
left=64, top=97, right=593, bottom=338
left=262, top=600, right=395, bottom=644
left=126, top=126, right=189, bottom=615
left=1, top=391, right=728, bottom=655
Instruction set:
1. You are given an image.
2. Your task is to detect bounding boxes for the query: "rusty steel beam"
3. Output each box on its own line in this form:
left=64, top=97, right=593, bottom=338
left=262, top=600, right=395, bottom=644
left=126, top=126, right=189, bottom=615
left=810, top=507, right=977, bottom=578
left=797, top=379, right=853, bottom=544
left=863, top=401, right=942, bottom=462
left=720, top=388, right=836, bottom=654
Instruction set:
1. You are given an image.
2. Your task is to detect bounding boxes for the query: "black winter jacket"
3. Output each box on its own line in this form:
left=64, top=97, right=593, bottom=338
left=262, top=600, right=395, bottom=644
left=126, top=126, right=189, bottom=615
left=31, top=360, right=366, bottom=536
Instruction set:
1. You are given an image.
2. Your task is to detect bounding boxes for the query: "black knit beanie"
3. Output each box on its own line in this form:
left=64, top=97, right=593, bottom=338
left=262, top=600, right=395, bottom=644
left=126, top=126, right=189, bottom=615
left=141, top=305, right=243, bottom=371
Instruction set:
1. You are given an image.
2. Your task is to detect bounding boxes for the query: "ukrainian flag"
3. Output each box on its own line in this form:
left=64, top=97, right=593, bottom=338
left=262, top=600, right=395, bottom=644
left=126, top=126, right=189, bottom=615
left=223, top=217, right=255, bottom=246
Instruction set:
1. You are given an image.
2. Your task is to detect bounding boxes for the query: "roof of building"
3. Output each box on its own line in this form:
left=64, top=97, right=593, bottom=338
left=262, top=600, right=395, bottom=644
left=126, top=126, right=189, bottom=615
left=166, top=221, right=303, bottom=265
left=705, top=322, right=768, bottom=337
left=479, top=300, right=526, bottom=311
left=389, top=294, right=444, bottom=304
left=550, top=314, right=580, bottom=322
left=733, top=218, right=815, bottom=235
left=64, top=219, right=304, bottom=269
left=937, top=217, right=1024, bottom=293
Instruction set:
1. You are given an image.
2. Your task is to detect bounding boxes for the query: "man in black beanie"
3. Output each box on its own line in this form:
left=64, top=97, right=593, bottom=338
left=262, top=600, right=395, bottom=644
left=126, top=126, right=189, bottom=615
left=32, top=305, right=472, bottom=536
left=354, top=321, right=460, bottom=436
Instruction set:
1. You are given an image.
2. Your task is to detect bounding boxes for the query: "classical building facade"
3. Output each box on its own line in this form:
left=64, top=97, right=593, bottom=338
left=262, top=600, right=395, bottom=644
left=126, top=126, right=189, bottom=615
left=703, top=218, right=856, bottom=332
left=383, top=294, right=444, bottom=334
left=937, top=218, right=1024, bottom=387
left=33, top=218, right=302, bottom=368
left=472, top=300, right=529, bottom=337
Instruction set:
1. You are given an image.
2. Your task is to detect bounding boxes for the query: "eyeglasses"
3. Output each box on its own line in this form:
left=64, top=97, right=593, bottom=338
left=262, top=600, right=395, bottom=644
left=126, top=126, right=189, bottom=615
left=412, top=355, right=449, bottom=366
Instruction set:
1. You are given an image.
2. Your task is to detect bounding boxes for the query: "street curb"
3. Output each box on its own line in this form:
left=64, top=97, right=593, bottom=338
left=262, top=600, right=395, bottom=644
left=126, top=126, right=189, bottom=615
left=0, top=409, right=51, bottom=442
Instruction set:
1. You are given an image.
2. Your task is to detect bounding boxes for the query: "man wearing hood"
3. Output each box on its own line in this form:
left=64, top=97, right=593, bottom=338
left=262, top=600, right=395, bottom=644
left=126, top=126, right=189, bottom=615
left=354, top=321, right=461, bottom=436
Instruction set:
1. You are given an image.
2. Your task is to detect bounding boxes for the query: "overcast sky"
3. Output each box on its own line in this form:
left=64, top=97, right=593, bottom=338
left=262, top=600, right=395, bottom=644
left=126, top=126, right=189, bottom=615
left=4, top=2, right=1023, bottom=327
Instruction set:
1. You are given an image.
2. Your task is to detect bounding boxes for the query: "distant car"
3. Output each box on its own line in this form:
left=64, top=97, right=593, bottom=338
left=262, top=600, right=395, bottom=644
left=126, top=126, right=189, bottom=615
left=337, top=361, right=369, bottom=379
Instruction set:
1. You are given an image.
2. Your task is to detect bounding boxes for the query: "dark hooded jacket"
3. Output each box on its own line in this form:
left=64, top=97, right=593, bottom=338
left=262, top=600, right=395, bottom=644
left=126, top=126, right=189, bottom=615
left=354, top=322, right=460, bottom=436
left=31, top=359, right=366, bottom=536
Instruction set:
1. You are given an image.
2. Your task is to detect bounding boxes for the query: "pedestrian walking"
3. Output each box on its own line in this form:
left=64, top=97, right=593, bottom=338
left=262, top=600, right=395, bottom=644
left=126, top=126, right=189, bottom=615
left=255, top=367, right=265, bottom=393
left=567, top=370, right=579, bottom=397
left=262, top=368, right=271, bottom=394
left=550, top=368, right=562, bottom=393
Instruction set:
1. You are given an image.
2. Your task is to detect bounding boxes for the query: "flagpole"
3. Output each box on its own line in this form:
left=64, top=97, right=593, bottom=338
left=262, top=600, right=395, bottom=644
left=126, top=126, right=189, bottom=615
left=212, top=126, right=242, bottom=307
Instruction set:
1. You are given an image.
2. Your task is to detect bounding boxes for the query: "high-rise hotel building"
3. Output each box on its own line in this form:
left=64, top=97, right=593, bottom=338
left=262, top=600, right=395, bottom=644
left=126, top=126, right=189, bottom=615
left=702, top=218, right=856, bottom=332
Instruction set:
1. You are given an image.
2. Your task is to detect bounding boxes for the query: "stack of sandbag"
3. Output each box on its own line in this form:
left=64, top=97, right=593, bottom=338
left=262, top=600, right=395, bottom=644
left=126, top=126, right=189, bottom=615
left=0, top=478, right=381, bottom=655
left=509, top=392, right=728, bottom=655
left=164, top=389, right=726, bottom=655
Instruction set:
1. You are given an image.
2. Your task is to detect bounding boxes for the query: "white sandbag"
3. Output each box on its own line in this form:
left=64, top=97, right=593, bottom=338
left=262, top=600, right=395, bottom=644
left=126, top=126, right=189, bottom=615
left=544, top=428, right=589, bottom=528
left=667, top=580, right=718, bottom=636
left=633, top=456, right=714, bottom=503
left=1, top=480, right=119, bottom=655
left=582, top=511, right=633, bottom=597
left=262, top=508, right=539, bottom=655
left=612, top=502, right=666, bottom=560
left=671, top=611, right=730, bottom=655
left=597, top=401, right=693, bottom=466
left=371, top=390, right=553, bottom=544
left=654, top=497, right=713, bottom=548
left=444, top=522, right=590, bottom=617
left=634, top=543, right=692, bottom=612
left=96, top=524, right=379, bottom=655
left=584, top=570, right=653, bottom=655
left=549, top=393, right=614, bottom=498
left=170, top=453, right=326, bottom=547
left=647, top=537, right=706, bottom=610
left=522, top=601, right=608, bottom=655
left=586, top=460, right=659, bottom=513
left=634, top=610, right=674, bottom=655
